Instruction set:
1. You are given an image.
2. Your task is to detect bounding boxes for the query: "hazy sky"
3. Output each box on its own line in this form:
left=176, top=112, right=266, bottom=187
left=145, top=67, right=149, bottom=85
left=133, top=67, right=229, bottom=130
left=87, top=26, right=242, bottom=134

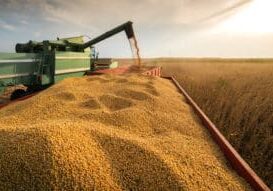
left=0, top=0, right=273, bottom=58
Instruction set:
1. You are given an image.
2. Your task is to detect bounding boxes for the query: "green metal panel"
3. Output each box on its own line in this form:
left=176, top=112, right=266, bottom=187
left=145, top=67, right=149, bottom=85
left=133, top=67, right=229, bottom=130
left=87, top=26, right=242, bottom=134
left=109, top=61, right=118, bottom=69
left=54, top=72, right=86, bottom=83
left=60, top=36, right=84, bottom=44
left=41, top=51, right=55, bottom=86
left=0, top=52, right=38, bottom=60
left=0, top=49, right=96, bottom=94
left=58, top=36, right=91, bottom=52
left=55, top=51, right=91, bottom=78
left=0, top=52, right=41, bottom=93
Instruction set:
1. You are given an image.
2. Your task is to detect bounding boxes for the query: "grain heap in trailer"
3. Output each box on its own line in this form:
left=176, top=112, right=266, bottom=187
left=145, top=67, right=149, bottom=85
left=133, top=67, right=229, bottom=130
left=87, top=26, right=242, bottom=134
left=0, top=21, right=270, bottom=191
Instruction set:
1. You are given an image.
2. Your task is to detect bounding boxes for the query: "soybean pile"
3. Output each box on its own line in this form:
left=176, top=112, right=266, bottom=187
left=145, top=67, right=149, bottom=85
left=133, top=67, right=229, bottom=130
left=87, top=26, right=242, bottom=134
left=0, top=74, right=251, bottom=191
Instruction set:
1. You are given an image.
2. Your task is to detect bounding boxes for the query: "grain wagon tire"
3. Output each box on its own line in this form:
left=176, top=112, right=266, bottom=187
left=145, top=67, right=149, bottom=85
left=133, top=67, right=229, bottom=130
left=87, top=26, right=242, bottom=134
left=10, top=89, right=27, bottom=100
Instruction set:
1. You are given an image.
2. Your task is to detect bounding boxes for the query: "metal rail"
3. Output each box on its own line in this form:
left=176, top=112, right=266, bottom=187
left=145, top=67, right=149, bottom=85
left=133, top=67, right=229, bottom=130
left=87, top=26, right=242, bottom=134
left=55, top=68, right=90, bottom=75
left=169, top=76, right=270, bottom=191
left=0, top=73, right=38, bottom=79
left=0, top=59, right=36, bottom=63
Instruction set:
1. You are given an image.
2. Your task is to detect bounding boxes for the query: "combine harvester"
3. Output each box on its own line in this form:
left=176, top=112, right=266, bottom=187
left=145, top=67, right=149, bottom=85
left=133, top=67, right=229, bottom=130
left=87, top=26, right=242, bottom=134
left=0, top=21, right=270, bottom=191
left=0, top=21, right=138, bottom=100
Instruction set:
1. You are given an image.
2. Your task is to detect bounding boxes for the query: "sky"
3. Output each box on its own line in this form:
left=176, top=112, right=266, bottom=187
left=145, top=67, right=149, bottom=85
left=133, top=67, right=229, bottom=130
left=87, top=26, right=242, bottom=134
left=0, top=0, right=273, bottom=58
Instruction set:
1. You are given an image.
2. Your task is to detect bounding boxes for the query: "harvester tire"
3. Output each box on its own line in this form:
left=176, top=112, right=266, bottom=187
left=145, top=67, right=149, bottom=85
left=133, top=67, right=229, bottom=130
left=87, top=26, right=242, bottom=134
left=10, top=89, right=27, bottom=100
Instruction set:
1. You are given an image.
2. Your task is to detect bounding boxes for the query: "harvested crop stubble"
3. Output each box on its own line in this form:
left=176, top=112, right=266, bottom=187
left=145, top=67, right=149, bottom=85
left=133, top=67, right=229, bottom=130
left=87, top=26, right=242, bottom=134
left=0, top=74, right=251, bottom=190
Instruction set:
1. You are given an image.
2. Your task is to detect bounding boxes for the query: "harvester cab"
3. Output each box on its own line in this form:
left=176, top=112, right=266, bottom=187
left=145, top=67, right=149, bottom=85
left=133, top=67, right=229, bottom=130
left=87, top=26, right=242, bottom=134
left=0, top=21, right=138, bottom=100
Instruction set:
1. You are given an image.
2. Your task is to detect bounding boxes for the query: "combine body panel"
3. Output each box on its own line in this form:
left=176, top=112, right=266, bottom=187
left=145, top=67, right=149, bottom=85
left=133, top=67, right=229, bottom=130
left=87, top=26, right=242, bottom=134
left=0, top=53, right=41, bottom=93
left=0, top=51, right=95, bottom=94
left=54, top=51, right=93, bottom=82
left=95, top=58, right=119, bottom=70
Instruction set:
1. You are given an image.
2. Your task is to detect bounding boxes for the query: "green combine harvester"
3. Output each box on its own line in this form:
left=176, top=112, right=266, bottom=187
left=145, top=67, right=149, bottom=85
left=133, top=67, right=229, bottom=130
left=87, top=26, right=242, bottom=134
left=0, top=21, right=136, bottom=100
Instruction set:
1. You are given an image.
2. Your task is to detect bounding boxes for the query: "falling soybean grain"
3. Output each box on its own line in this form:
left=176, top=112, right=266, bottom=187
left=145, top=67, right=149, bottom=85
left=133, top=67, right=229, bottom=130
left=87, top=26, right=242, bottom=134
left=128, top=36, right=141, bottom=67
